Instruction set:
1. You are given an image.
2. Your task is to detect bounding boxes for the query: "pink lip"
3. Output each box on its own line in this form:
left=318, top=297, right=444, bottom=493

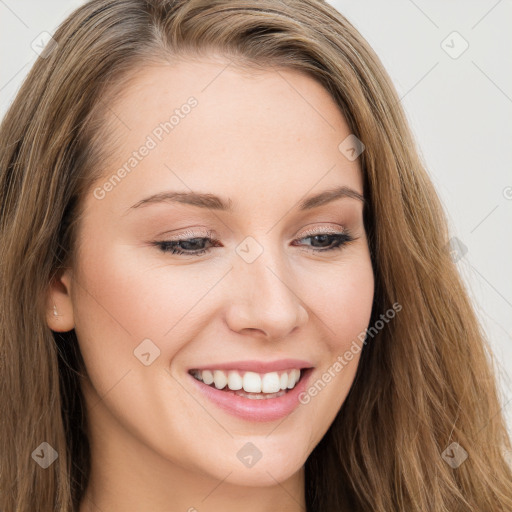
left=189, top=359, right=314, bottom=374
left=187, top=367, right=314, bottom=422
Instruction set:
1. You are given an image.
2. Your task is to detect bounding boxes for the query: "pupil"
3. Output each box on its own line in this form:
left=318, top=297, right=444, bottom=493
left=313, top=234, right=330, bottom=247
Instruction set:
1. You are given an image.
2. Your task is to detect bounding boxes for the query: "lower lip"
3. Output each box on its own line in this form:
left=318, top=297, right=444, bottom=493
left=187, top=368, right=314, bottom=422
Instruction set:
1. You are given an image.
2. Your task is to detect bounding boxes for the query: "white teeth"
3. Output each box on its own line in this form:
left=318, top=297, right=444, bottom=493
left=227, top=370, right=243, bottom=390
left=213, top=370, right=227, bottom=390
left=287, top=369, right=300, bottom=389
left=243, top=371, right=261, bottom=393
left=202, top=370, right=214, bottom=385
left=287, top=371, right=295, bottom=389
left=193, top=368, right=303, bottom=393
left=261, top=372, right=281, bottom=393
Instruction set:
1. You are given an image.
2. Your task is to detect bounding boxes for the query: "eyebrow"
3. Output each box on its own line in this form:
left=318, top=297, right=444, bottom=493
left=127, top=185, right=365, bottom=213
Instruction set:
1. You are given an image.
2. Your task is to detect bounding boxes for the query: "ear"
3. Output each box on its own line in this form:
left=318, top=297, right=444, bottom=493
left=46, top=267, right=75, bottom=332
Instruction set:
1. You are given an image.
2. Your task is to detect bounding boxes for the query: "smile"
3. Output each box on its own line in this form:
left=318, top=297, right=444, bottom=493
left=189, top=368, right=302, bottom=397
left=187, top=366, right=314, bottom=422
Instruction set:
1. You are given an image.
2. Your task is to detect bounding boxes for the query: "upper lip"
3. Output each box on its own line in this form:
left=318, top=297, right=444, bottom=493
left=189, top=359, right=314, bottom=374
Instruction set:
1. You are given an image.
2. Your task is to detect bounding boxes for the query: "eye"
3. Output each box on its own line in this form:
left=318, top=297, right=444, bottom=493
left=152, top=228, right=355, bottom=256
left=152, top=229, right=219, bottom=256
left=292, top=230, right=355, bottom=252
left=153, top=236, right=218, bottom=256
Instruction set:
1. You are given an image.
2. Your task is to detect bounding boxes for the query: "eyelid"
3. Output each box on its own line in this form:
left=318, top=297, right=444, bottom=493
left=298, top=224, right=347, bottom=237
left=160, top=228, right=217, bottom=240
left=300, top=225, right=346, bottom=233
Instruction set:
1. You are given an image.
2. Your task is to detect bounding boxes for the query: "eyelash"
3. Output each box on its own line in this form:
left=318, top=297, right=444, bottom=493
left=152, top=228, right=355, bottom=256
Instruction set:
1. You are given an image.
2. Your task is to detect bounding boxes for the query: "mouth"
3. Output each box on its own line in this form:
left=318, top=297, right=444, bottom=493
left=188, top=367, right=308, bottom=400
left=186, top=365, right=314, bottom=422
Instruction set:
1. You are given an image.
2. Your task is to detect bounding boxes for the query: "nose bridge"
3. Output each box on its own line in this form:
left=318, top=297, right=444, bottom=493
left=226, top=234, right=308, bottom=337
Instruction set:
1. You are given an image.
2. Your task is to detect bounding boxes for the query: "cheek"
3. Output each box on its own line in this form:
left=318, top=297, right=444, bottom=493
left=69, top=242, right=175, bottom=393
left=304, top=256, right=375, bottom=352
left=72, top=241, right=199, bottom=352
left=293, top=256, right=374, bottom=432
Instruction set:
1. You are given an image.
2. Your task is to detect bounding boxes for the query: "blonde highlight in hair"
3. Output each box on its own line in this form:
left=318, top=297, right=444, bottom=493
left=1, top=1, right=511, bottom=510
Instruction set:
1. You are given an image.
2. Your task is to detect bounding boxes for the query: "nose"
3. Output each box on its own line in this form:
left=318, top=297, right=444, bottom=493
left=224, top=243, right=309, bottom=340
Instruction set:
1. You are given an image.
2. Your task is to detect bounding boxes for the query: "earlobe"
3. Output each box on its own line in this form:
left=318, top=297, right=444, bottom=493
left=46, top=267, right=75, bottom=332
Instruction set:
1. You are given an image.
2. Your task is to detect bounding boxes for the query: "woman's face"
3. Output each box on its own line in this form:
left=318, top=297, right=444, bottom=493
left=49, top=56, right=374, bottom=488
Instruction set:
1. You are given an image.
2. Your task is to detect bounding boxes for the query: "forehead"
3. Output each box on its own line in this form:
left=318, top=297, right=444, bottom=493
left=89, top=57, right=363, bottom=212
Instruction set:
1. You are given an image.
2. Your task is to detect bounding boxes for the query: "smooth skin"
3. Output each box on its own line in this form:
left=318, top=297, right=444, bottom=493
left=47, top=55, right=374, bottom=512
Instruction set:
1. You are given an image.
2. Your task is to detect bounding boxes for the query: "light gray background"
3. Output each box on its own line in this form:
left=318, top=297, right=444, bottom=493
left=1, top=0, right=511, bottom=436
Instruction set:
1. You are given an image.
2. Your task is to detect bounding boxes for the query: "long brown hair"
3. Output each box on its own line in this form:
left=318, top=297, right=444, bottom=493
left=1, top=1, right=511, bottom=510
